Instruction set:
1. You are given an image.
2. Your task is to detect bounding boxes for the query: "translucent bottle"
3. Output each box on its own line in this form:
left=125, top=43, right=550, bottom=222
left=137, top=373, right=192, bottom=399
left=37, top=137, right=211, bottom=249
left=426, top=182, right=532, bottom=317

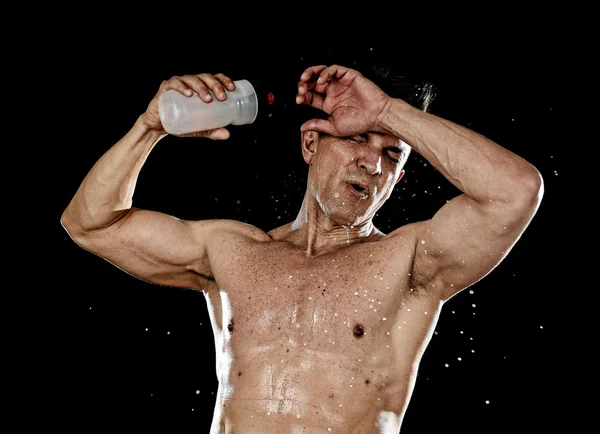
left=159, top=79, right=258, bottom=135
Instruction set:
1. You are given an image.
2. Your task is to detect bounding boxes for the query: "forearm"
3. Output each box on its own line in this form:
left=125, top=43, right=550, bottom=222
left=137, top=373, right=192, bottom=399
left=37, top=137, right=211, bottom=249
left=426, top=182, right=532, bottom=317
left=379, top=99, right=541, bottom=203
left=62, top=116, right=166, bottom=234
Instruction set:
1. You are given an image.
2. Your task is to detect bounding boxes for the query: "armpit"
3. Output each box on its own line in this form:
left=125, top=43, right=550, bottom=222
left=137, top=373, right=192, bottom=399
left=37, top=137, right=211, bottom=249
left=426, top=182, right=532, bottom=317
left=408, top=226, right=442, bottom=299
left=197, top=275, right=218, bottom=294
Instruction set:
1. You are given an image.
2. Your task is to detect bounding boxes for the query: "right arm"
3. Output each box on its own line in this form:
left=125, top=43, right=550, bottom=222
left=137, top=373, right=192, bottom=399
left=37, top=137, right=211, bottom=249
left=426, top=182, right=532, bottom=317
left=60, top=72, right=239, bottom=290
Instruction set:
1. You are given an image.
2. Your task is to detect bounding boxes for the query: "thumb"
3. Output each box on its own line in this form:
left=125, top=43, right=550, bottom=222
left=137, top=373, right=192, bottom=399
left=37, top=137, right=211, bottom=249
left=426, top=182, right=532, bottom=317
left=206, top=128, right=230, bottom=141
left=177, top=127, right=230, bottom=140
left=300, top=118, right=338, bottom=136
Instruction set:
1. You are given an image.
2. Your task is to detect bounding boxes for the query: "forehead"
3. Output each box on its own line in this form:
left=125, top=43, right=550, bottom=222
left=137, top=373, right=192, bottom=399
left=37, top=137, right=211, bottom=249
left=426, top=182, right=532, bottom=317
left=365, top=132, right=405, bottom=149
left=323, top=132, right=401, bottom=147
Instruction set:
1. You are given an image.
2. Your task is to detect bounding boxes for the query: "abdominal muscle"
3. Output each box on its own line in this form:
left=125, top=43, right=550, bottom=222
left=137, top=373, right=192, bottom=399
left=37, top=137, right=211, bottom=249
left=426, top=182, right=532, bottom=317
left=220, top=347, right=407, bottom=434
left=201, top=230, right=443, bottom=433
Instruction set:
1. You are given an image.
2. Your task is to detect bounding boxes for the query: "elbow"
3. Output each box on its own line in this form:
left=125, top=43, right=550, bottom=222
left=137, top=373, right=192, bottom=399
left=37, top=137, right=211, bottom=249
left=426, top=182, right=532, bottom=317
left=506, top=165, right=544, bottom=217
left=60, top=207, right=84, bottom=241
left=60, top=207, right=72, bottom=234
left=60, top=201, right=132, bottom=240
left=60, top=204, right=94, bottom=242
left=519, top=165, right=545, bottom=207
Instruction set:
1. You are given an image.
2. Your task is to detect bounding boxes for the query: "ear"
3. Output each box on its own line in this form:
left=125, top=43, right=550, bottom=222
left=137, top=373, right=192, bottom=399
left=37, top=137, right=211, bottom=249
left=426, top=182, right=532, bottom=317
left=395, top=169, right=405, bottom=184
left=301, top=130, right=319, bottom=164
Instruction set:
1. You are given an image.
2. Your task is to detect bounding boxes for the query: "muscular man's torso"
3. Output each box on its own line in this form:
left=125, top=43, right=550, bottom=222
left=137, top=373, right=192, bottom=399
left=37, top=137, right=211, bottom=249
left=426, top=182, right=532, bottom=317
left=201, top=221, right=443, bottom=434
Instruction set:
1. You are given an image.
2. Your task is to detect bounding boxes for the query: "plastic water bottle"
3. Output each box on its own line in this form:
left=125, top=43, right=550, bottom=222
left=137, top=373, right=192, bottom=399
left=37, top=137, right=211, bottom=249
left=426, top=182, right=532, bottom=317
left=159, top=79, right=258, bottom=135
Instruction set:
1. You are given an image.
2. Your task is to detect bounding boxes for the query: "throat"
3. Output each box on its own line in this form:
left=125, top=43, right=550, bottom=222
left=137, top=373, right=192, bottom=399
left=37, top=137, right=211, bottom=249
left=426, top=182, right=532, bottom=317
left=286, top=195, right=384, bottom=256
left=302, top=223, right=382, bottom=257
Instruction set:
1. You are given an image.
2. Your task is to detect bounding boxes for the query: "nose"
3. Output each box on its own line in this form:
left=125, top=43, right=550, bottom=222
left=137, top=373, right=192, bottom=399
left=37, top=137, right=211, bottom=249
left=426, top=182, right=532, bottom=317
left=357, top=149, right=382, bottom=176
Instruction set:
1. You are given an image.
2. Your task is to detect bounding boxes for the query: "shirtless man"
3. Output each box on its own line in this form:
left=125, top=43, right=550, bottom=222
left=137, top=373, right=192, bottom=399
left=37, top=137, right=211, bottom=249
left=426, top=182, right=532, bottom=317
left=61, top=64, right=544, bottom=433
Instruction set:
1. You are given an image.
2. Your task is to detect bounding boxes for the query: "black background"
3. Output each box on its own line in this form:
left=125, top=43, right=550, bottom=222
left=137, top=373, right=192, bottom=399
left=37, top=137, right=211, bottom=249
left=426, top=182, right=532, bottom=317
left=41, top=19, right=573, bottom=434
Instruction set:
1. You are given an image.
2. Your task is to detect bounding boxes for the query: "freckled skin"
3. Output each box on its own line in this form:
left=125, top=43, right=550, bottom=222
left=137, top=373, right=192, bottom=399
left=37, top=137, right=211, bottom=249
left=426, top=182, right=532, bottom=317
left=62, top=65, right=542, bottom=433
left=203, top=226, right=443, bottom=433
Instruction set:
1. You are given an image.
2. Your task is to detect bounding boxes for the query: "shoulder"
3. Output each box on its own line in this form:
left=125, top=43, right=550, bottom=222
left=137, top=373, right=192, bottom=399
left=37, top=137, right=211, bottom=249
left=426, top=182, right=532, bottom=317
left=188, top=218, right=273, bottom=244
left=266, top=222, right=295, bottom=241
left=384, top=220, right=431, bottom=245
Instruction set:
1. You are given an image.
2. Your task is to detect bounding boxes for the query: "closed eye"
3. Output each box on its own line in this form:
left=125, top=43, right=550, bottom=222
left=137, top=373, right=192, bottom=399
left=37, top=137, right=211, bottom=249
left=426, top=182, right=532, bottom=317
left=348, top=135, right=368, bottom=143
left=386, top=149, right=400, bottom=163
left=348, top=137, right=400, bottom=163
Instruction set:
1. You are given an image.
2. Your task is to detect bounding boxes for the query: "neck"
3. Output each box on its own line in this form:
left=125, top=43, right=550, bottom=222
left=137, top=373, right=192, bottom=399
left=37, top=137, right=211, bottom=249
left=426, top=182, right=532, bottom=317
left=289, top=191, right=382, bottom=257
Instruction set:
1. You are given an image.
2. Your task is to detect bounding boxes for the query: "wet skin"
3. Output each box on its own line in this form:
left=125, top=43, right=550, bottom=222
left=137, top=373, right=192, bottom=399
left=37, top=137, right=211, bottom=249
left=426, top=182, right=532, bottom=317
left=201, top=217, right=442, bottom=434
left=61, top=65, right=543, bottom=434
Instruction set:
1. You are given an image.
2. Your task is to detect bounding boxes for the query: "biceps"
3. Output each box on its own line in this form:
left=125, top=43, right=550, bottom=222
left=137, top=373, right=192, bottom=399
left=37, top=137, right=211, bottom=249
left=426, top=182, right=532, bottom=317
left=415, top=194, right=529, bottom=298
left=77, top=207, right=209, bottom=289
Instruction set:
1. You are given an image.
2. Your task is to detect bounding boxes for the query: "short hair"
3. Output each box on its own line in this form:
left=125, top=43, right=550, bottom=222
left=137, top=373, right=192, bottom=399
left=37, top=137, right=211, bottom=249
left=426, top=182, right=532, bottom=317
left=296, top=64, right=435, bottom=125
left=291, top=64, right=435, bottom=167
left=363, top=65, right=436, bottom=113
left=359, top=65, right=436, bottom=169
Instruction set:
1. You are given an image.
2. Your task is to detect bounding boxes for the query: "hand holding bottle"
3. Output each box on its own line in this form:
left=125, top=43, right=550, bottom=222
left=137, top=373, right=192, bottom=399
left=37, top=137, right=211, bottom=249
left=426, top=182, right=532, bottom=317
left=141, top=72, right=243, bottom=140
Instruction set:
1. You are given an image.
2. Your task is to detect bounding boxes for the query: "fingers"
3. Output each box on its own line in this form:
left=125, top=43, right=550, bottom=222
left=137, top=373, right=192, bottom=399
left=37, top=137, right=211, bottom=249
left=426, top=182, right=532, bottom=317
left=297, top=64, right=354, bottom=109
left=299, top=65, right=328, bottom=83
left=296, top=87, right=325, bottom=111
left=297, top=65, right=330, bottom=109
left=297, top=64, right=329, bottom=102
left=176, top=127, right=230, bottom=140
left=315, top=64, right=351, bottom=85
left=205, top=127, right=231, bottom=141
left=162, top=72, right=236, bottom=102
left=299, top=64, right=351, bottom=85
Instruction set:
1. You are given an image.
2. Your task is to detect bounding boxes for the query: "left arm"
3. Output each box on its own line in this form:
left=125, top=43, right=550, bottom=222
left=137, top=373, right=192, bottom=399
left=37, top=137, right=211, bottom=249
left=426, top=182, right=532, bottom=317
left=379, top=98, right=544, bottom=300
left=296, top=64, right=544, bottom=300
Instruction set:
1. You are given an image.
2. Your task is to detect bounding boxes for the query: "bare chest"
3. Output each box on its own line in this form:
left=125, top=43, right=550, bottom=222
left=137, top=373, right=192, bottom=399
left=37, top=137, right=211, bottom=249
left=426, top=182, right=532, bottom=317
left=209, top=240, right=425, bottom=351
left=203, top=239, right=443, bottom=427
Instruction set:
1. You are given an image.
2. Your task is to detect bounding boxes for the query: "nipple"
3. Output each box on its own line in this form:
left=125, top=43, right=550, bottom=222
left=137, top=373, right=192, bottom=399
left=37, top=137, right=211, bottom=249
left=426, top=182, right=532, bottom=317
left=227, top=318, right=235, bottom=332
left=353, top=323, right=365, bottom=338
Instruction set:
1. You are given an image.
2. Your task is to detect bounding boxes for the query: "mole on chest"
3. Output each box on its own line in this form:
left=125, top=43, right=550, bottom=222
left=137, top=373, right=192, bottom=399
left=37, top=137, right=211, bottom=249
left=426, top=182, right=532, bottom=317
left=224, top=253, right=399, bottom=343
left=227, top=314, right=366, bottom=341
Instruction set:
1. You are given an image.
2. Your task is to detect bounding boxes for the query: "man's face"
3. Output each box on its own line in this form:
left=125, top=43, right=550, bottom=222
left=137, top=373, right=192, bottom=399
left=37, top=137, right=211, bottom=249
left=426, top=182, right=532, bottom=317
left=303, top=131, right=407, bottom=227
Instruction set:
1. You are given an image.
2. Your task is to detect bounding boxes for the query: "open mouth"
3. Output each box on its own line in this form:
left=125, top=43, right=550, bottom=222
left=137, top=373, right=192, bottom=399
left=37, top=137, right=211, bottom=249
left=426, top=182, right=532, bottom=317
left=347, top=182, right=368, bottom=198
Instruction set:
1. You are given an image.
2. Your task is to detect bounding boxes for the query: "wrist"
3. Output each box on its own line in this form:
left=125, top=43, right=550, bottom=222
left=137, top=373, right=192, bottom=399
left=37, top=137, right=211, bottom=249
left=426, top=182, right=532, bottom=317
left=135, top=114, right=168, bottom=141
left=375, top=98, right=421, bottom=140
left=123, top=115, right=168, bottom=151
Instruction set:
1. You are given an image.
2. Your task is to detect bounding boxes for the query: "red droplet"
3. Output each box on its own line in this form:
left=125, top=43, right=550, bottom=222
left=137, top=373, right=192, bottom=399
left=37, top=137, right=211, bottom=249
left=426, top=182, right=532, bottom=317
left=267, top=92, right=275, bottom=104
